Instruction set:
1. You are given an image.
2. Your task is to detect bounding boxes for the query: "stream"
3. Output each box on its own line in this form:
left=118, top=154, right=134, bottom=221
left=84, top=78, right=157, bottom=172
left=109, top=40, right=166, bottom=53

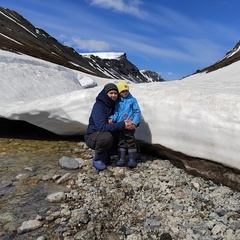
left=0, top=132, right=84, bottom=237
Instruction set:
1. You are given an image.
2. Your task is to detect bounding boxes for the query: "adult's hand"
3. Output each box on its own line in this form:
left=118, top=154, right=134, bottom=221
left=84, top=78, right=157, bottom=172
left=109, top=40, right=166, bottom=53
left=124, top=120, right=132, bottom=129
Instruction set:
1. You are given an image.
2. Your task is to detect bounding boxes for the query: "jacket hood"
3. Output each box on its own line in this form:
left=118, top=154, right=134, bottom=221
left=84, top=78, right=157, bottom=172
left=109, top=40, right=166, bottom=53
left=96, top=89, right=117, bottom=108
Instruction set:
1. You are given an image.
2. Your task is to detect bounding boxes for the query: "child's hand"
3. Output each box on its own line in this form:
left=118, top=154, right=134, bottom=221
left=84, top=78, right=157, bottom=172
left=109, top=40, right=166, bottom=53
left=108, top=119, right=113, bottom=124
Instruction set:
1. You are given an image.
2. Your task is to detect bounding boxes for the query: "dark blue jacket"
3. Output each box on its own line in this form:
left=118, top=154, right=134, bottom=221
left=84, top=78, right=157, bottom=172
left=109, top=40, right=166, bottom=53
left=85, top=89, right=125, bottom=137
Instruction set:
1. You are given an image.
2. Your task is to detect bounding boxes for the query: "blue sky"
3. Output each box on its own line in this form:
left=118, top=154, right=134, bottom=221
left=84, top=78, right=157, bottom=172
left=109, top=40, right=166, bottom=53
left=1, top=0, right=239, bottom=80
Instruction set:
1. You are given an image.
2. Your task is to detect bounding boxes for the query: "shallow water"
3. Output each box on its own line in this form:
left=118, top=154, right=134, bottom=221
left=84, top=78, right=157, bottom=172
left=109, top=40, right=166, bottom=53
left=0, top=136, right=83, bottom=236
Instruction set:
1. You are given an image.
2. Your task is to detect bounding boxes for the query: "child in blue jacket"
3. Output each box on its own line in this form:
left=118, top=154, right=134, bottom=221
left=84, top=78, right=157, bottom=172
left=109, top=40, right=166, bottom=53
left=109, top=81, right=141, bottom=168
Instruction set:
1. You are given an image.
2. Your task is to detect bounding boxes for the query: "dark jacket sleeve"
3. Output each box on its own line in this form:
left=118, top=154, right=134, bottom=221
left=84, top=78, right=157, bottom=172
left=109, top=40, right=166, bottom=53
left=92, top=102, right=125, bottom=132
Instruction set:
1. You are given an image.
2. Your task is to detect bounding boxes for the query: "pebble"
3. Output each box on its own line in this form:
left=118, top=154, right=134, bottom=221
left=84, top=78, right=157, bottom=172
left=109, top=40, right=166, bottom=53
left=59, top=156, right=79, bottom=169
left=45, top=192, right=65, bottom=202
left=17, top=219, right=43, bottom=234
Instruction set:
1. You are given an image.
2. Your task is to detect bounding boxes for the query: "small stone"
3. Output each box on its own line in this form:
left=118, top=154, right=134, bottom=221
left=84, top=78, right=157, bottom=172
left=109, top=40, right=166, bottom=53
left=15, top=173, right=29, bottom=181
left=159, top=233, right=172, bottom=240
left=55, top=173, right=72, bottom=184
left=17, top=219, right=43, bottom=234
left=212, top=223, right=226, bottom=235
left=45, top=192, right=65, bottom=202
left=25, top=166, right=35, bottom=172
left=59, top=156, right=79, bottom=169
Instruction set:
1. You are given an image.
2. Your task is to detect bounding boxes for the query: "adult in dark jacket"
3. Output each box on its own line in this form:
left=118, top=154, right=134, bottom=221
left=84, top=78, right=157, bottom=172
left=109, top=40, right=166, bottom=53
left=84, top=83, right=133, bottom=171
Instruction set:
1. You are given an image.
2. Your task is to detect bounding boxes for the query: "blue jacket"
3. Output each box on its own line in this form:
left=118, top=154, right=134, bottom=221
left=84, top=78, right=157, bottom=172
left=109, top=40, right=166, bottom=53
left=85, top=89, right=125, bottom=137
left=110, top=93, right=141, bottom=126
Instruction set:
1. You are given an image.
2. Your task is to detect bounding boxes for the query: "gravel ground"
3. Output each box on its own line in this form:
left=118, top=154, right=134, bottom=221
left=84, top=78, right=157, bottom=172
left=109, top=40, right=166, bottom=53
left=1, top=141, right=240, bottom=240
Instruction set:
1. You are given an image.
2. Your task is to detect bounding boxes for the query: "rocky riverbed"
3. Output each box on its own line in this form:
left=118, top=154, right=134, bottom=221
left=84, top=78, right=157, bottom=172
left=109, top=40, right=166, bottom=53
left=0, top=136, right=240, bottom=240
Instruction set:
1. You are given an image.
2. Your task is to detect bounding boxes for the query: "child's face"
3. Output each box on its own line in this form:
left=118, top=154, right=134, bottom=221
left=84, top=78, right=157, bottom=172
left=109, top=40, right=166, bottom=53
left=120, top=90, right=129, bottom=98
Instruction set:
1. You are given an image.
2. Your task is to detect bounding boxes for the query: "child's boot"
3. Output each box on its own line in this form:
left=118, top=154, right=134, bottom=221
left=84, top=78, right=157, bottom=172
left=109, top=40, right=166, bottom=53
left=127, top=149, right=137, bottom=168
left=116, top=148, right=126, bottom=166
left=93, top=151, right=106, bottom=171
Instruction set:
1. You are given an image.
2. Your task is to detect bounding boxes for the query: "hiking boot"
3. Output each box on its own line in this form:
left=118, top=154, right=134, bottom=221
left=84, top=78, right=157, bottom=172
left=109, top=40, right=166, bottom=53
left=116, top=148, right=126, bottom=166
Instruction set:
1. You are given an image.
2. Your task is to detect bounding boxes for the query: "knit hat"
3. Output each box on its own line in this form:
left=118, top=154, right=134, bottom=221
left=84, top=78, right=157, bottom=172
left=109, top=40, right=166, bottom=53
left=104, top=83, right=118, bottom=93
left=117, top=81, right=129, bottom=93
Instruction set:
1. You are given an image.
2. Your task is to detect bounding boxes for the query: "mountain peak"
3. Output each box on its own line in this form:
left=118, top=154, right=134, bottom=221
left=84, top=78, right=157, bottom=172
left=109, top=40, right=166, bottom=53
left=224, top=41, right=240, bottom=59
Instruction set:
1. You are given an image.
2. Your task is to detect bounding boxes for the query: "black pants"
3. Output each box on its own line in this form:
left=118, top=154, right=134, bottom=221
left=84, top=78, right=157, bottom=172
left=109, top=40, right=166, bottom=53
left=85, top=131, right=119, bottom=154
left=118, top=129, right=137, bottom=149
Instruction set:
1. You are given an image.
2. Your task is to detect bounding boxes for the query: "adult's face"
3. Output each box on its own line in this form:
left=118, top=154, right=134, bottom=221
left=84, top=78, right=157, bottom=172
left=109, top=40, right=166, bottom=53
left=107, top=90, right=118, bottom=101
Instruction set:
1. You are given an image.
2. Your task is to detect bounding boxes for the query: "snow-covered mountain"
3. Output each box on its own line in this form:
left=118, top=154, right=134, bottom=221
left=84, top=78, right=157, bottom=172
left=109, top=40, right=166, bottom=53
left=0, top=7, right=164, bottom=83
left=81, top=52, right=163, bottom=83
left=195, top=41, right=240, bottom=74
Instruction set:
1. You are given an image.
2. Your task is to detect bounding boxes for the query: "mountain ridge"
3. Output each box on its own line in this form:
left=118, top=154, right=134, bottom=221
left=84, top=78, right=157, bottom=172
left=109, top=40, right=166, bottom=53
left=0, top=7, right=164, bottom=83
left=1, top=7, right=240, bottom=82
left=195, top=41, right=240, bottom=74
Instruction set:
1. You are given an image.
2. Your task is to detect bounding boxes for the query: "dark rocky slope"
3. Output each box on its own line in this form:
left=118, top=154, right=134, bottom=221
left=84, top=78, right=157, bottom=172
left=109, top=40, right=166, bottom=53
left=0, top=7, right=163, bottom=82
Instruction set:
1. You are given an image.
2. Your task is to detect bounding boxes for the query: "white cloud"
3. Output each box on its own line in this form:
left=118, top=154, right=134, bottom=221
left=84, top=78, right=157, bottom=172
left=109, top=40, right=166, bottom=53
left=64, top=37, right=111, bottom=51
left=88, top=0, right=147, bottom=18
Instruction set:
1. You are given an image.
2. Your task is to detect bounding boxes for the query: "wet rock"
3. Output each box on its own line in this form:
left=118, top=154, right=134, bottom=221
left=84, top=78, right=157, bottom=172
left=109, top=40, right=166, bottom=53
left=36, top=237, right=46, bottom=240
left=15, top=173, right=29, bottom=181
left=17, top=219, right=43, bottom=234
left=24, top=166, right=36, bottom=172
left=59, top=156, right=79, bottom=169
left=55, top=172, right=72, bottom=184
left=45, top=192, right=65, bottom=202
left=0, top=212, right=16, bottom=224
